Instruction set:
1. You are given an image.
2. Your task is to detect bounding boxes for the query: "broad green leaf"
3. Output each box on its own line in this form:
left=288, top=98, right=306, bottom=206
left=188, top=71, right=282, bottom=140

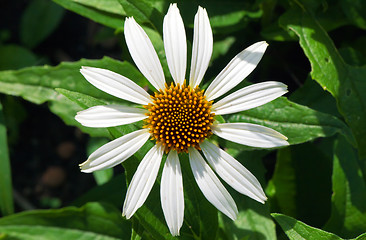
left=0, top=202, right=131, bottom=239
left=20, top=0, right=64, bottom=48
left=226, top=97, right=353, bottom=148
left=272, top=213, right=343, bottom=240
left=0, top=45, right=38, bottom=70
left=118, top=0, right=163, bottom=33
left=0, top=57, right=145, bottom=104
left=53, top=0, right=123, bottom=29
left=324, top=136, right=366, bottom=238
left=0, top=57, right=147, bottom=137
left=72, top=0, right=125, bottom=15
left=219, top=151, right=276, bottom=240
left=279, top=5, right=366, bottom=157
left=268, top=142, right=332, bottom=228
left=0, top=101, right=14, bottom=216
left=0, top=225, right=120, bottom=240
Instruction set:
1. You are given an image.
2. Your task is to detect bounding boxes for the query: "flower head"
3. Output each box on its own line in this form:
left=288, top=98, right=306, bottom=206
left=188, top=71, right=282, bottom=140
left=75, top=3, right=289, bottom=236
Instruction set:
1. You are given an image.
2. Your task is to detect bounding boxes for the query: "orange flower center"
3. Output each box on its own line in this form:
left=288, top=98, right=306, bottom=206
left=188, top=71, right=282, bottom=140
left=144, top=83, right=214, bottom=153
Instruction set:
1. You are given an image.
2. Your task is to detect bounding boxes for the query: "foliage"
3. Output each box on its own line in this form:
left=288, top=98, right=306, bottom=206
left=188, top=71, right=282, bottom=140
left=0, top=0, right=366, bottom=239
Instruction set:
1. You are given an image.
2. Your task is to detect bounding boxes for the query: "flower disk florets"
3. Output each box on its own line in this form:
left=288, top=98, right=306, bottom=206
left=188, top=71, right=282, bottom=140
left=144, top=82, right=214, bottom=153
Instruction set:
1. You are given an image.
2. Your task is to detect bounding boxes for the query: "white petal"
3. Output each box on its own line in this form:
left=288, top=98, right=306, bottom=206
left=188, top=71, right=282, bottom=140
left=212, top=81, right=288, bottom=115
left=75, top=105, right=148, bottom=128
left=161, top=151, right=184, bottom=236
left=212, top=123, right=289, bottom=148
left=188, top=147, right=238, bottom=220
left=163, top=4, right=187, bottom=86
left=80, top=129, right=150, bottom=173
left=80, top=67, right=152, bottom=105
left=205, top=41, right=268, bottom=101
left=125, top=17, right=165, bottom=91
left=200, top=140, right=267, bottom=203
left=123, top=144, right=164, bottom=218
left=189, top=6, right=213, bottom=88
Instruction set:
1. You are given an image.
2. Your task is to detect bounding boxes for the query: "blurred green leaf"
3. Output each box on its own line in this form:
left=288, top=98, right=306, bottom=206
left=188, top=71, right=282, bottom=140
left=20, top=0, right=64, bottom=48
left=177, top=1, right=262, bottom=34
left=226, top=97, right=354, bottom=148
left=0, top=101, right=14, bottom=216
left=324, top=136, right=366, bottom=238
left=340, top=0, right=366, bottom=29
left=219, top=151, right=276, bottom=240
left=272, top=213, right=343, bottom=240
left=211, top=36, right=236, bottom=63
left=0, top=45, right=38, bottom=70
left=0, top=226, right=120, bottom=240
left=118, top=0, right=163, bottom=33
left=280, top=5, right=366, bottom=157
left=73, top=0, right=125, bottom=15
left=0, top=202, right=131, bottom=239
left=53, top=0, right=123, bottom=29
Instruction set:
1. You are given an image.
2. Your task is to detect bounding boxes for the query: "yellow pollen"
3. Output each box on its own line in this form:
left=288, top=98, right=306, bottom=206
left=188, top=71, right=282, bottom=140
left=144, top=82, right=215, bottom=153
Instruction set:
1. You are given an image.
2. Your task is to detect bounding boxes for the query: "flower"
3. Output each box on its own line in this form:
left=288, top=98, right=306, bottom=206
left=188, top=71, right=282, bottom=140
left=75, top=3, right=289, bottom=236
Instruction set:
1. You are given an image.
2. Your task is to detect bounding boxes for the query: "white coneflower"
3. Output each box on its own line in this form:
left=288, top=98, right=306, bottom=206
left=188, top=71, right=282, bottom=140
left=75, top=3, right=288, bottom=236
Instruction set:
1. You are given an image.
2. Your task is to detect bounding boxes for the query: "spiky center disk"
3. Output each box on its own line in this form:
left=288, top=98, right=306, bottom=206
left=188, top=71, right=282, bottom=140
left=144, top=83, right=214, bottom=153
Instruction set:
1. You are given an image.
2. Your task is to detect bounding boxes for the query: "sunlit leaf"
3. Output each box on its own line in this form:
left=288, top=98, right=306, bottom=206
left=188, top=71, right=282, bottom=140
left=280, top=5, right=366, bottom=157
left=53, top=0, right=123, bottom=29
left=323, top=136, right=366, bottom=238
left=0, top=202, right=131, bottom=239
left=272, top=213, right=343, bottom=240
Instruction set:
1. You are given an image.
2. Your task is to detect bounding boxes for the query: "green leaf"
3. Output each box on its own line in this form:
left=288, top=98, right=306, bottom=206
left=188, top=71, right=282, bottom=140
left=0, top=202, right=131, bottom=239
left=177, top=1, right=262, bottom=34
left=0, top=57, right=147, bottom=137
left=226, top=97, right=353, bottom=148
left=324, top=136, right=366, bottom=238
left=279, top=5, right=366, bottom=157
left=0, top=226, right=120, bottom=240
left=0, top=101, right=14, bottom=216
left=0, top=45, right=38, bottom=70
left=267, top=141, right=333, bottom=228
left=53, top=0, right=123, bottom=29
left=72, top=0, right=125, bottom=16
left=20, top=0, right=64, bottom=48
left=118, top=0, right=163, bottom=33
left=272, top=213, right=343, bottom=240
